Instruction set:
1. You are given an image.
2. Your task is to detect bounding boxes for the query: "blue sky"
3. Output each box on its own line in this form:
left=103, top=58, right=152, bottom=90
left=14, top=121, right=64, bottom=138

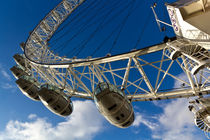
left=0, top=0, right=208, bottom=140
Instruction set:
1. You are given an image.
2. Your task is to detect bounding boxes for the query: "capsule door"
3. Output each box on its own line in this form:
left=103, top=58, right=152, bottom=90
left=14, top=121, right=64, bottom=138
left=94, top=82, right=134, bottom=128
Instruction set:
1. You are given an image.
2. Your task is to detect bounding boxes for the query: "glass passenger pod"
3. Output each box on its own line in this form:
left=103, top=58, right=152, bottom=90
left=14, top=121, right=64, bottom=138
left=10, top=65, right=27, bottom=79
left=15, top=75, right=40, bottom=101
left=13, top=54, right=26, bottom=68
left=38, top=84, right=73, bottom=117
left=94, top=82, right=134, bottom=128
left=94, top=82, right=125, bottom=110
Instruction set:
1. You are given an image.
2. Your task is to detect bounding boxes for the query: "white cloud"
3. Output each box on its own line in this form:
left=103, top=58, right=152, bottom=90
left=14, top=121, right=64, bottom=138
left=0, top=82, right=16, bottom=89
left=132, top=113, right=157, bottom=130
left=173, top=72, right=189, bottom=89
left=149, top=69, right=209, bottom=139
left=0, top=64, right=11, bottom=81
left=0, top=82, right=17, bottom=93
left=173, top=69, right=210, bottom=89
left=151, top=99, right=206, bottom=140
left=0, top=100, right=105, bottom=140
left=0, top=63, right=17, bottom=92
left=131, top=71, right=205, bottom=139
left=1, top=69, right=11, bottom=81
left=131, top=100, right=204, bottom=139
left=28, top=114, right=37, bottom=120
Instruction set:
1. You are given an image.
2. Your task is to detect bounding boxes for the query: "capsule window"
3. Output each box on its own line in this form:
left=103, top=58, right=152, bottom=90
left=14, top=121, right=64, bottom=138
left=22, top=86, right=28, bottom=90
left=95, top=87, right=101, bottom=95
left=68, top=105, right=73, bottom=110
left=47, top=98, right=53, bottom=103
left=61, top=110, right=66, bottom=115
left=100, top=83, right=108, bottom=91
left=116, top=116, right=120, bottom=120
left=53, top=107, right=57, bottom=110
left=118, top=90, right=124, bottom=96
left=70, top=101, right=73, bottom=107
left=121, top=114, right=125, bottom=118
left=109, top=84, right=114, bottom=92
left=28, top=90, right=33, bottom=95
left=35, top=96, right=39, bottom=100
left=122, top=121, right=130, bottom=127
left=57, top=105, right=61, bottom=109
left=108, top=104, right=117, bottom=111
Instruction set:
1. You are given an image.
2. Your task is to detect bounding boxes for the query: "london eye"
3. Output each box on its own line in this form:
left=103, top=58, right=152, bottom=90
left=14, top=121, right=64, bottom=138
left=11, top=0, right=210, bottom=138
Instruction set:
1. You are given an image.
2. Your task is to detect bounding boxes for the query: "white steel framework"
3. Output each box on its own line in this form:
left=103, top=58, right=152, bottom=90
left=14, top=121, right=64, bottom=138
left=23, top=0, right=210, bottom=102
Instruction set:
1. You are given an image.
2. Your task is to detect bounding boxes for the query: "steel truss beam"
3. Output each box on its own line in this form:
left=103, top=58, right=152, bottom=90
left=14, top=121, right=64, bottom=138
left=22, top=0, right=210, bottom=101
left=25, top=43, right=210, bottom=101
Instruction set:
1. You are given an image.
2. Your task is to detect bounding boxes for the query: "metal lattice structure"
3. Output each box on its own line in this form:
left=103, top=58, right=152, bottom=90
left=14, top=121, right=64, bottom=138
left=21, top=0, right=210, bottom=102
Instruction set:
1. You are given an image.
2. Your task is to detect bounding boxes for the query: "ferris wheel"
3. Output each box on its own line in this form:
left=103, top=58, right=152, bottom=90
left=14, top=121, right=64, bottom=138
left=11, top=0, right=210, bottom=137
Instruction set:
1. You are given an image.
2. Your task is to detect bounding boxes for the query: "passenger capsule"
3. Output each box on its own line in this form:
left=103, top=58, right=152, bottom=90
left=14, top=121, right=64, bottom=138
left=38, top=84, right=73, bottom=117
left=16, top=75, right=40, bottom=101
left=13, top=54, right=26, bottom=68
left=94, top=82, right=134, bottom=128
left=10, top=65, right=27, bottom=79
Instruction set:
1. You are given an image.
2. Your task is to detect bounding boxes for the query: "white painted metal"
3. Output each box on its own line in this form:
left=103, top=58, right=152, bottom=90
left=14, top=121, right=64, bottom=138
left=166, top=0, right=210, bottom=50
left=189, top=97, right=210, bottom=138
left=19, top=0, right=210, bottom=102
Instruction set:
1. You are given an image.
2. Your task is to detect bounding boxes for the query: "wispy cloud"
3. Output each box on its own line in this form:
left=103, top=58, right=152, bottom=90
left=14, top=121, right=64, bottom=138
left=173, top=69, right=210, bottom=89
left=0, top=83, right=16, bottom=89
left=132, top=112, right=158, bottom=130
left=131, top=100, right=204, bottom=139
left=0, top=82, right=17, bottom=93
left=28, top=114, right=37, bottom=120
left=1, top=69, right=11, bottom=81
left=0, top=100, right=105, bottom=140
left=149, top=71, right=208, bottom=139
left=0, top=64, right=11, bottom=81
left=133, top=71, right=208, bottom=139
left=151, top=99, right=205, bottom=140
left=0, top=63, right=17, bottom=92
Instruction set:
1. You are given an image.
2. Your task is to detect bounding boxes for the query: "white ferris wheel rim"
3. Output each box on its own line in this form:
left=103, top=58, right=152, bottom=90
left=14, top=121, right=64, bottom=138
left=22, top=0, right=210, bottom=101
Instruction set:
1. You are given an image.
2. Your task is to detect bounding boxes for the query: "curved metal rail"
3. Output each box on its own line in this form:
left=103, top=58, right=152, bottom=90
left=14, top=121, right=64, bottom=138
left=23, top=0, right=210, bottom=101
left=25, top=0, right=85, bottom=64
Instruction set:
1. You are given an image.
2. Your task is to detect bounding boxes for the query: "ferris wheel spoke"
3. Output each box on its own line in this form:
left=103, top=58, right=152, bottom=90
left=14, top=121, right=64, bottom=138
left=94, top=64, right=110, bottom=83
left=201, top=76, right=210, bottom=88
left=181, top=55, right=197, bottom=94
left=137, top=57, right=191, bottom=87
left=155, top=60, right=174, bottom=93
left=155, top=51, right=165, bottom=90
left=75, top=66, right=87, bottom=89
left=17, top=0, right=209, bottom=101
left=126, top=77, right=144, bottom=89
left=108, top=62, right=117, bottom=86
left=97, top=62, right=150, bottom=94
left=133, top=78, right=144, bottom=95
left=193, top=74, right=200, bottom=88
left=11, top=0, right=210, bottom=135
left=89, top=65, right=104, bottom=83
left=47, top=68, right=69, bottom=89
left=68, top=67, right=92, bottom=96
left=121, top=58, right=132, bottom=90
left=133, top=56, right=155, bottom=94
left=73, top=67, right=98, bottom=87
left=88, top=66, right=95, bottom=92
